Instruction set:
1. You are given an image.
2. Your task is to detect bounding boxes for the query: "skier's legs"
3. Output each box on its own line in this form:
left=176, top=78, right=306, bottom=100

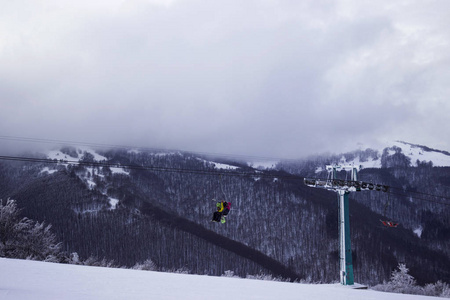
left=212, top=211, right=222, bottom=222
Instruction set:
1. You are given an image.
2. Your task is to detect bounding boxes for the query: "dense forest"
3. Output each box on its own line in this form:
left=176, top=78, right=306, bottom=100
left=0, top=145, right=449, bottom=285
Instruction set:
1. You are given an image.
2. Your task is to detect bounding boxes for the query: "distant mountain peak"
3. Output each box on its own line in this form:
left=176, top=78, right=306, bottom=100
left=395, top=140, right=450, bottom=156
left=314, top=141, right=450, bottom=171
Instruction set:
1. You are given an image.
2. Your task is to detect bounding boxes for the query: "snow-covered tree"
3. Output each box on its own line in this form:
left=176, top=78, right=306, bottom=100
left=373, top=263, right=450, bottom=297
left=372, top=263, right=423, bottom=295
left=221, top=270, right=239, bottom=278
left=0, top=198, right=27, bottom=257
left=0, top=199, right=62, bottom=261
left=132, top=259, right=158, bottom=271
left=68, top=252, right=81, bottom=264
left=442, top=284, right=450, bottom=298
left=21, top=221, right=62, bottom=261
left=388, top=263, right=416, bottom=292
left=83, top=256, right=117, bottom=268
left=424, top=281, right=450, bottom=297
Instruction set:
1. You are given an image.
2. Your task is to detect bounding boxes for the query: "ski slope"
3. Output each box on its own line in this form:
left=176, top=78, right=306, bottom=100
left=347, top=141, right=450, bottom=168
left=0, top=258, right=437, bottom=300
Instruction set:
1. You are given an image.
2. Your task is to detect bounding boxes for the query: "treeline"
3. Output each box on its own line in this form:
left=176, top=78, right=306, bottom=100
left=0, top=148, right=449, bottom=285
left=373, top=263, right=450, bottom=297
left=103, top=149, right=450, bottom=284
left=0, top=169, right=275, bottom=278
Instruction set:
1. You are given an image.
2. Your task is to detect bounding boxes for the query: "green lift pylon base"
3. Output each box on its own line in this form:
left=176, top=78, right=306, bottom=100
left=338, top=190, right=354, bottom=285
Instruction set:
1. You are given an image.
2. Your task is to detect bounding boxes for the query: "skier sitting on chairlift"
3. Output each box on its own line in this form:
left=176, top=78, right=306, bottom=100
left=211, top=200, right=231, bottom=224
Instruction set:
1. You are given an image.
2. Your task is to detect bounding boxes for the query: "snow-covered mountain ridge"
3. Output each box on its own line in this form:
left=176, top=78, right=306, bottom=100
left=41, top=141, right=450, bottom=173
left=316, top=141, right=450, bottom=172
left=37, top=142, right=450, bottom=214
left=392, top=141, right=450, bottom=167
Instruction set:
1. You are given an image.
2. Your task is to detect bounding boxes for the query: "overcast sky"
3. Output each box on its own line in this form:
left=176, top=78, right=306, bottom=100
left=1, top=0, right=450, bottom=159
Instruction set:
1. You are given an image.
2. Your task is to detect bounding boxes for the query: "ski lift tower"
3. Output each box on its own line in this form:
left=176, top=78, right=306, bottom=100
left=304, top=164, right=388, bottom=286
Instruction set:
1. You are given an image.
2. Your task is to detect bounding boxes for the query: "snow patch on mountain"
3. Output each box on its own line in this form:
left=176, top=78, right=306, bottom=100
left=249, top=161, right=278, bottom=170
left=47, top=147, right=107, bottom=162
left=86, top=179, right=96, bottom=189
left=154, top=151, right=181, bottom=157
left=197, top=158, right=240, bottom=170
left=47, top=150, right=78, bottom=161
left=78, top=146, right=107, bottom=161
left=395, top=141, right=450, bottom=167
left=110, top=167, right=130, bottom=175
left=43, top=147, right=129, bottom=210
left=109, top=197, right=119, bottom=209
left=127, top=149, right=141, bottom=154
left=213, top=162, right=239, bottom=170
left=40, top=167, right=57, bottom=174
left=413, top=226, right=423, bottom=238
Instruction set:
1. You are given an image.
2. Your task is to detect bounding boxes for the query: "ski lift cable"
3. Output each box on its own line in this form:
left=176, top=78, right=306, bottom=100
left=1, top=155, right=450, bottom=206
left=383, top=193, right=389, bottom=217
left=387, top=185, right=450, bottom=202
left=3, top=135, right=450, bottom=200
left=3, top=134, right=450, bottom=194
left=385, top=190, right=450, bottom=206
left=0, top=155, right=298, bottom=180
left=0, top=135, right=295, bottom=163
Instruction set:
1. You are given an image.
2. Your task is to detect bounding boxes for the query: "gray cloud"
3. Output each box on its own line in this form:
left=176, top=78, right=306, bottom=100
left=1, top=0, right=450, bottom=159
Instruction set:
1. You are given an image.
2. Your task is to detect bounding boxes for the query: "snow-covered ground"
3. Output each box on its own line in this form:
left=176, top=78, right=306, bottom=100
left=0, top=258, right=437, bottom=300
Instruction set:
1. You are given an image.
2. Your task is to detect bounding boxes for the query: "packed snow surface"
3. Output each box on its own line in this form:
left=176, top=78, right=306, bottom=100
left=0, top=258, right=437, bottom=300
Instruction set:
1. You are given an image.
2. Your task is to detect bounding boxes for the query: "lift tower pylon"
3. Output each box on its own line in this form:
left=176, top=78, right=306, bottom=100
left=304, top=164, right=389, bottom=286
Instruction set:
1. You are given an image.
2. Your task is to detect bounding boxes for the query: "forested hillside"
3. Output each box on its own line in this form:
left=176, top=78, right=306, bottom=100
left=0, top=146, right=449, bottom=285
